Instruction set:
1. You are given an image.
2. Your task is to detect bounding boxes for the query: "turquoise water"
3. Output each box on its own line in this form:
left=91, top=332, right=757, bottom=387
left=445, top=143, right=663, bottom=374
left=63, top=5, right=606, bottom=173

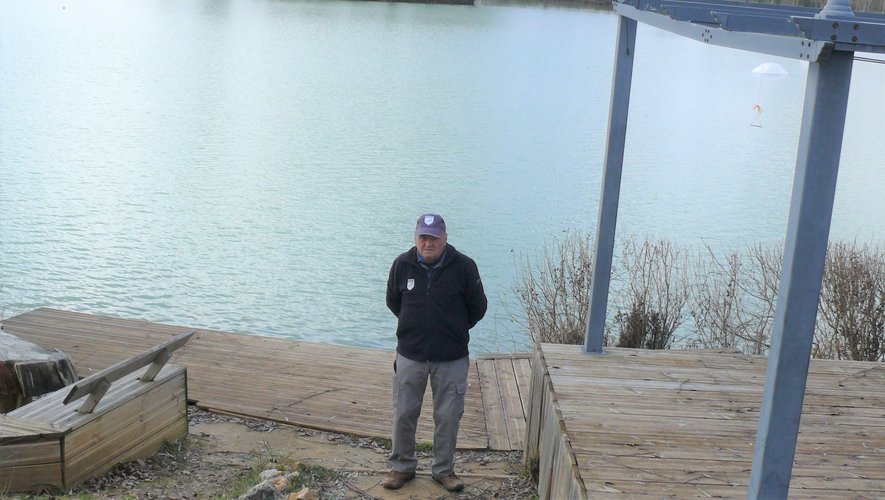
left=1, top=0, right=883, bottom=353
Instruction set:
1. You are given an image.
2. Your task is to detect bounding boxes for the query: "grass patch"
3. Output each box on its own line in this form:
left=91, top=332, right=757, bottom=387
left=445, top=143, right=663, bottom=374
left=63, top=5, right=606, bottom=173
left=363, top=435, right=429, bottom=453
left=215, top=445, right=293, bottom=499
left=521, top=452, right=540, bottom=484
left=289, top=463, right=340, bottom=489
left=216, top=467, right=267, bottom=499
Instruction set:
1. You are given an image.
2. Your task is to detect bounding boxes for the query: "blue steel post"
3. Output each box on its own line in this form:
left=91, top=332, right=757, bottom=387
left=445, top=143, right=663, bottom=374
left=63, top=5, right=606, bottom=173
left=748, top=50, right=854, bottom=497
left=583, top=15, right=637, bottom=354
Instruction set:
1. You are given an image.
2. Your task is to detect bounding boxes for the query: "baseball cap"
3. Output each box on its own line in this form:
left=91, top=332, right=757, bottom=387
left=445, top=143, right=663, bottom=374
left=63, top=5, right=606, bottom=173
left=415, top=213, right=446, bottom=238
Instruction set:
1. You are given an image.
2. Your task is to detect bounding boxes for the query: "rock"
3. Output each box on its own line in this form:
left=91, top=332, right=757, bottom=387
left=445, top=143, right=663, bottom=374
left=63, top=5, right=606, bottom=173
left=237, top=474, right=289, bottom=500
left=237, top=481, right=282, bottom=500
left=288, top=487, right=316, bottom=500
left=270, top=476, right=289, bottom=492
left=259, top=469, right=281, bottom=481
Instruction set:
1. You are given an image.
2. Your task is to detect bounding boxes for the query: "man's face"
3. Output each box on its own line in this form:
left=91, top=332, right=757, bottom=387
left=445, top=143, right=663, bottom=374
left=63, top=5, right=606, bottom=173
left=415, top=233, right=447, bottom=263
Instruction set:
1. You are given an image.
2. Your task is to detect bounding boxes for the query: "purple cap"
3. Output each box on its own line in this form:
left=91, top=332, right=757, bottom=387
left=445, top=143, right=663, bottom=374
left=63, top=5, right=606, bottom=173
left=415, top=213, right=446, bottom=238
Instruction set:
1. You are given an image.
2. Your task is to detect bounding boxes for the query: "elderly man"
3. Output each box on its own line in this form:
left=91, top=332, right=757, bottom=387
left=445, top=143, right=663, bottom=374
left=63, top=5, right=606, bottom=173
left=382, top=213, right=488, bottom=492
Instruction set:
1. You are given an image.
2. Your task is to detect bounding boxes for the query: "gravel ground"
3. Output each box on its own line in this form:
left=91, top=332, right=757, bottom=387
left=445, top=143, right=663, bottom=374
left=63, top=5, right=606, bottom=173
left=8, top=407, right=537, bottom=499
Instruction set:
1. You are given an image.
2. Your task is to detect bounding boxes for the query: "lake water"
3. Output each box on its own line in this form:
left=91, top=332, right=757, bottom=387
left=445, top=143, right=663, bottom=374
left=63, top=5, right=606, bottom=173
left=1, top=0, right=883, bottom=354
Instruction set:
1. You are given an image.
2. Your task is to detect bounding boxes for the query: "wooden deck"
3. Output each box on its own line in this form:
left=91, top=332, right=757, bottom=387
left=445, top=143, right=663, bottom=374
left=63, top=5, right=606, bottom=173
left=1, top=308, right=529, bottom=451
left=525, top=343, right=885, bottom=499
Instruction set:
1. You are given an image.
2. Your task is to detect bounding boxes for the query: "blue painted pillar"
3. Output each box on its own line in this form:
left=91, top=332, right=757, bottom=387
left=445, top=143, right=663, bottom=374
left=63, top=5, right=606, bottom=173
left=748, top=49, right=854, bottom=498
left=584, top=15, right=637, bottom=354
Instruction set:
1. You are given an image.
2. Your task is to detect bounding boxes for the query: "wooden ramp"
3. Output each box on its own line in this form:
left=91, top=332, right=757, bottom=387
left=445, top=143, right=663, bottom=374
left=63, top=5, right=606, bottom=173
left=1, top=308, right=530, bottom=451
left=525, top=343, right=885, bottom=499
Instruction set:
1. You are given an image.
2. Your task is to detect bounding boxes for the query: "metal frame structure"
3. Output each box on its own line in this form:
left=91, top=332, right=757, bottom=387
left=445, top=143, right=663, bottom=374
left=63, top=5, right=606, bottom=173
left=582, top=0, right=885, bottom=496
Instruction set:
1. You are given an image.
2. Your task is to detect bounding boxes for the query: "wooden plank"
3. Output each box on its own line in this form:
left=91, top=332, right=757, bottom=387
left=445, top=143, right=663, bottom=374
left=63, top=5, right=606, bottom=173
left=495, top=358, right=526, bottom=450
left=477, top=358, right=508, bottom=450
left=196, top=398, right=490, bottom=450
left=193, top=373, right=488, bottom=446
left=513, top=357, right=532, bottom=422
left=583, top=477, right=744, bottom=497
left=542, top=358, right=885, bottom=386
left=565, top=428, right=875, bottom=450
left=0, top=415, right=65, bottom=442
left=64, top=374, right=187, bottom=458
left=581, top=473, right=885, bottom=497
left=63, top=331, right=192, bottom=408
left=540, top=342, right=884, bottom=377
left=547, top=382, right=883, bottom=411
left=11, top=365, right=185, bottom=423
left=2, top=321, right=177, bottom=353
left=537, top=385, right=556, bottom=500
left=534, top=343, right=885, bottom=498
left=524, top=346, right=545, bottom=460
left=475, top=352, right=532, bottom=360
left=106, top=416, right=188, bottom=470
left=553, top=431, right=584, bottom=500
left=574, top=454, right=885, bottom=479
left=0, top=461, right=63, bottom=493
left=549, top=427, right=567, bottom=500
left=65, top=400, right=187, bottom=487
left=0, top=438, right=61, bottom=467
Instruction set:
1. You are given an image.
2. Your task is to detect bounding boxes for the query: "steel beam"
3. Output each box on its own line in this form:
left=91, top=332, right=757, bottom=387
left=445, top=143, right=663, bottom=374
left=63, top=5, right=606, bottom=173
left=748, top=49, right=854, bottom=498
left=584, top=16, right=637, bottom=354
left=615, top=2, right=832, bottom=61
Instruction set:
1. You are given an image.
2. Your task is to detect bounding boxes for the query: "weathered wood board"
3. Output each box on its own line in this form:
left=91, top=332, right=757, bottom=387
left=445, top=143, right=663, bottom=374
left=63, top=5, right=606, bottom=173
left=0, top=364, right=188, bottom=493
left=2, top=308, right=533, bottom=452
left=526, top=343, right=885, bottom=499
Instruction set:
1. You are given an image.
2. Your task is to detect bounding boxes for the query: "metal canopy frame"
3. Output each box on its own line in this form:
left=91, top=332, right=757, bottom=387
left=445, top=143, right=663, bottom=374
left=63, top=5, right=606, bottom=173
left=582, top=0, right=885, bottom=497
left=618, top=0, right=885, bottom=59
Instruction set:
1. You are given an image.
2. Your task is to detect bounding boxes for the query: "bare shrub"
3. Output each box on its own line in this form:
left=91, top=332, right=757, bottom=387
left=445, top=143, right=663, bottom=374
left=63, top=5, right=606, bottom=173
left=514, top=233, right=885, bottom=360
left=689, top=247, right=746, bottom=351
left=740, top=243, right=782, bottom=354
left=613, top=237, right=689, bottom=349
left=815, top=242, right=885, bottom=361
left=690, top=243, right=781, bottom=354
left=616, top=300, right=668, bottom=349
left=512, top=232, right=593, bottom=345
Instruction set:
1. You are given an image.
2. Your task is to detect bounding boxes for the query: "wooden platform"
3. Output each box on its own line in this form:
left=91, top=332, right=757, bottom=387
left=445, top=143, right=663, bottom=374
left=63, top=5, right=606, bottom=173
left=1, top=364, right=188, bottom=492
left=525, top=343, right=885, bottom=498
left=1, top=308, right=530, bottom=451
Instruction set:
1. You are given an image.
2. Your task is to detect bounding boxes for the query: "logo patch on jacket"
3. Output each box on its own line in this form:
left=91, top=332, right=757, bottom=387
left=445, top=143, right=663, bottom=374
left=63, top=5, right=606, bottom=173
left=407, top=279, right=415, bottom=290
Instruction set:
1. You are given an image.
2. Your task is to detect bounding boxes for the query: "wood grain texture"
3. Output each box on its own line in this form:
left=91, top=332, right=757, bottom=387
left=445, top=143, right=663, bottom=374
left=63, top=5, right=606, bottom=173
left=1, top=308, right=532, bottom=452
left=529, top=343, right=885, bottom=499
left=0, top=363, right=188, bottom=492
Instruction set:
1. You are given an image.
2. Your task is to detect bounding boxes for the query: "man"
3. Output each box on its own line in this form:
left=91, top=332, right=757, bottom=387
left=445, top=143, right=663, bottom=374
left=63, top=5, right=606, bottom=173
left=382, top=213, right=488, bottom=492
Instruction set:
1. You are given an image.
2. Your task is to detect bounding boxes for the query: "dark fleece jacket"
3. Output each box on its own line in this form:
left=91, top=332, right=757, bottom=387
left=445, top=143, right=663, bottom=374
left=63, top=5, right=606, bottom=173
left=386, top=244, right=487, bottom=362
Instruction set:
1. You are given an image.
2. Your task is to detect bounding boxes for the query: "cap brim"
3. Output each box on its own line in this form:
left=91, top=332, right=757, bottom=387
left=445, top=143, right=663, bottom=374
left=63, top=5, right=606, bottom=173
left=415, top=229, right=444, bottom=237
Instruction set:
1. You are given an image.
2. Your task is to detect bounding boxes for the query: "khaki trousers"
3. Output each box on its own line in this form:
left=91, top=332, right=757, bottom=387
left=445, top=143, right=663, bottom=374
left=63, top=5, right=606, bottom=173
left=388, top=354, right=468, bottom=477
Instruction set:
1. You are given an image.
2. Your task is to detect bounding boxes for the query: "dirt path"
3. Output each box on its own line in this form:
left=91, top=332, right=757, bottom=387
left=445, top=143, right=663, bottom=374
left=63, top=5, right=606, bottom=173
left=13, top=407, right=536, bottom=499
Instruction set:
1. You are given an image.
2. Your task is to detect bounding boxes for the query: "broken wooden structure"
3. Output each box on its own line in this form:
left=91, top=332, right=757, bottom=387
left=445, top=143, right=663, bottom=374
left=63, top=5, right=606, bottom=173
left=0, top=331, right=193, bottom=493
left=0, top=330, right=78, bottom=412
